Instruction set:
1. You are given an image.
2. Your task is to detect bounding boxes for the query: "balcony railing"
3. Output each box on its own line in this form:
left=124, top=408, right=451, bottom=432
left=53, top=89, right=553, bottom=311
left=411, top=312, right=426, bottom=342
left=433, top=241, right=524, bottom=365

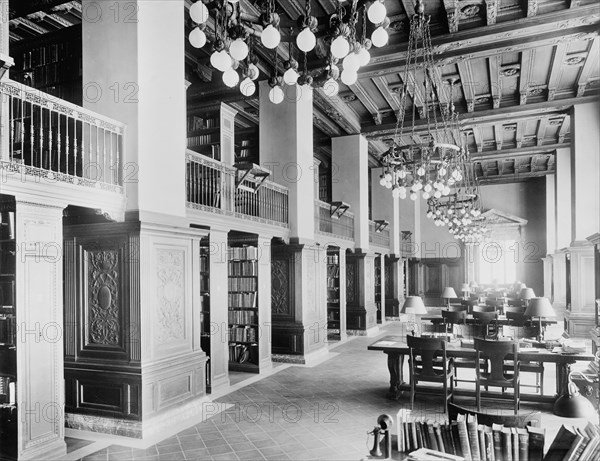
left=369, top=220, right=391, bottom=249
left=186, top=151, right=289, bottom=226
left=314, top=200, right=354, bottom=240
left=0, top=80, right=125, bottom=192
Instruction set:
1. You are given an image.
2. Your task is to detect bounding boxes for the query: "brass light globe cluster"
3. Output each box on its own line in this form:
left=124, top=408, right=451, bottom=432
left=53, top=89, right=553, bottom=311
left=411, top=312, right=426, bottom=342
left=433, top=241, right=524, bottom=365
left=188, top=0, right=391, bottom=103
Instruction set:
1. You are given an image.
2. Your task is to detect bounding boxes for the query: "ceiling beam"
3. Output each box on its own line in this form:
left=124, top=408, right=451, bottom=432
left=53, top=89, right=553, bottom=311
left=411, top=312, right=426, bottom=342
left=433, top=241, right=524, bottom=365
left=576, top=37, right=600, bottom=96
left=403, top=72, right=427, bottom=118
left=470, top=144, right=565, bottom=161
left=526, top=0, right=539, bottom=17
left=349, top=80, right=382, bottom=125
left=493, top=124, right=503, bottom=150
left=401, top=0, right=416, bottom=17
left=373, top=76, right=401, bottom=112
left=457, top=61, right=476, bottom=112
left=313, top=88, right=362, bottom=134
left=536, top=117, right=548, bottom=146
left=358, top=6, right=599, bottom=78
left=362, top=94, right=597, bottom=137
left=519, top=49, right=535, bottom=105
left=557, top=115, right=570, bottom=143
left=442, top=0, right=459, bottom=34
left=485, top=0, right=499, bottom=26
left=472, top=127, right=483, bottom=153
left=488, top=56, right=501, bottom=109
left=515, top=121, right=526, bottom=148
left=547, top=43, right=568, bottom=101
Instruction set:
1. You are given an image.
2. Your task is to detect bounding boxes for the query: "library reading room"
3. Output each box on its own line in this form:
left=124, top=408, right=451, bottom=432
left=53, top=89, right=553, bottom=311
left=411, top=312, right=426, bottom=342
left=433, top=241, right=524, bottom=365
left=0, top=0, right=599, bottom=460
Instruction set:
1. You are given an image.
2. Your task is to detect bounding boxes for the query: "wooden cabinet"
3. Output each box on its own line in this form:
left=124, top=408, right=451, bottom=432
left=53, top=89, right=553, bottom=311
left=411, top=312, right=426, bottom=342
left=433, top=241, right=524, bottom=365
left=0, top=204, right=16, bottom=460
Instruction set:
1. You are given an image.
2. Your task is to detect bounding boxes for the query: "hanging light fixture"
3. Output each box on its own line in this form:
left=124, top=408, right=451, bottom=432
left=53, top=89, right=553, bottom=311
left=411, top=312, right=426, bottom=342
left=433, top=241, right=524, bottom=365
left=188, top=0, right=389, bottom=100
left=379, top=0, right=484, bottom=243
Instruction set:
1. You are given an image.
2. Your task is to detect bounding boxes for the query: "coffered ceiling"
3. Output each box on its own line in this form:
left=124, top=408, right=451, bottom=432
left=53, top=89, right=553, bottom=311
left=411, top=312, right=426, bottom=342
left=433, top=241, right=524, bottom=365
left=8, top=0, right=600, bottom=184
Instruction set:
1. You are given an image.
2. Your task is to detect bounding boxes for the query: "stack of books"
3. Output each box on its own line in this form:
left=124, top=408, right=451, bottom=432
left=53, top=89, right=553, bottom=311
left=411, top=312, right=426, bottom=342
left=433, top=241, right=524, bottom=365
left=396, top=409, right=546, bottom=461
left=544, top=422, right=600, bottom=461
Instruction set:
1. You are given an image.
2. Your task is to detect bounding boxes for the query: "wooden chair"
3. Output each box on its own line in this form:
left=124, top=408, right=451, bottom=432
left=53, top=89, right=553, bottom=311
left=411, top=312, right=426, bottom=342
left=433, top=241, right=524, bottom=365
left=448, top=303, right=468, bottom=312
left=441, top=309, right=467, bottom=337
left=472, top=310, right=499, bottom=338
left=485, top=298, right=505, bottom=314
left=475, top=338, right=520, bottom=414
left=447, top=402, right=541, bottom=428
left=407, top=335, right=454, bottom=413
left=473, top=304, right=497, bottom=313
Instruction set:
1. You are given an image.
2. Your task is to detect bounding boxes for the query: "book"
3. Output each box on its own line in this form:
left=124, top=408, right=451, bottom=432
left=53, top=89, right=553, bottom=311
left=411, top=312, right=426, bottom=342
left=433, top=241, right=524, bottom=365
left=397, top=408, right=409, bottom=452
left=561, top=428, right=587, bottom=461
left=435, top=422, right=445, bottom=453
left=407, top=448, right=465, bottom=461
left=492, top=424, right=504, bottom=461
left=544, top=425, right=577, bottom=461
left=457, top=414, right=472, bottom=461
left=517, top=427, right=529, bottom=461
left=478, top=425, right=487, bottom=461
left=512, top=427, right=519, bottom=461
left=467, top=414, right=481, bottom=461
left=502, top=427, right=513, bottom=461
left=452, top=422, right=463, bottom=458
left=527, top=426, right=545, bottom=461
left=484, top=429, right=495, bottom=461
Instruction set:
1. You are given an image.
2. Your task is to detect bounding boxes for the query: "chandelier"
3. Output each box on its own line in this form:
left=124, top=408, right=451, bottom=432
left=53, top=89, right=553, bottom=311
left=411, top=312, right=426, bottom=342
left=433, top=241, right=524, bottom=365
left=188, top=0, right=391, bottom=102
left=378, top=0, right=484, bottom=244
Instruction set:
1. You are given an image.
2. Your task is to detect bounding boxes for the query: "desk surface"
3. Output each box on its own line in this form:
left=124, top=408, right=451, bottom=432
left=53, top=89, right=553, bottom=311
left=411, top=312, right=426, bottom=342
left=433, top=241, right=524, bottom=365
left=368, top=335, right=594, bottom=363
left=421, top=315, right=558, bottom=325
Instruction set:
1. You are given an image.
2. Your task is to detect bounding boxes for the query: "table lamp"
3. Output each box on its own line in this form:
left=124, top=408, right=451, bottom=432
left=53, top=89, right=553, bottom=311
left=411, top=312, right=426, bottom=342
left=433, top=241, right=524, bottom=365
left=524, top=297, right=555, bottom=342
left=461, top=283, right=470, bottom=300
left=401, top=296, right=427, bottom=336
left=553, top=371, right=597, bottom=418
left=519, top=287, right=535, bottom=308
left=441, top=287, right=457, bottom=308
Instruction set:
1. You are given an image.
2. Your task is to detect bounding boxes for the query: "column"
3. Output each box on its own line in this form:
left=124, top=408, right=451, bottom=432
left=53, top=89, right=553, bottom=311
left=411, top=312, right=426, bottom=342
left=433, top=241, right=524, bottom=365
left=546, top=175, right=557, bottom=255
left=563, top=102, right=600, bottom=335
left=82, top=0, right=187, bottom=217
left=259, top=84, right=328, bottom=362
left=257, top=236, right=273, bottom=372
left=208, top=228, right=230, bottom=391
left=553, top=251, right=567, bottom=307
left=333, top=135, right=378, bottom=335
left=15, top=200, right=66, bottom=459
left=555, top=148, right=571, bottom=249
left=220, top=103, right=238, bottom=167
left=0, top=0, right=12, bottom=161
left=542, top=255, right=554, bottom=300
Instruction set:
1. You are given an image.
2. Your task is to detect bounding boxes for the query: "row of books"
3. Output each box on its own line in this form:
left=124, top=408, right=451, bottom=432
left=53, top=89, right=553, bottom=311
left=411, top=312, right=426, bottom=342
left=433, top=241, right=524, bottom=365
left=17, top=60, right=82, bottom=89
left=0, top=212, right=15, bottom=241
left=229, top=326, right=257, bottom=343
left=327, top=265, right=340, bottom=279
left=229, top=260, right=258, bottom=276
left=0, top=282, right=15, bottom=308
left=17, top=40, right=80, bottom=70
left=396, top=409, right=545, bottom=461
left=228, top=344, right=256, bottom=364
left=199, top=253, right=209, bottom=272
left=0, top=377, right=15, bottom=405
left=228, top=310, right=257, bottom=325
left=228, top=292, right=257, bottom=308
left=327, top=297, right=340, bottom=304
left=228, top=246, right=258, bottom=260
left=0, top=316, right=16, bottom=344
left=327, top=254, right=339, bottom=265
left=187, top=133, right=218, bottom=147
left=228, top=277, right=257, bottom=292
left=545, top=422, right=600, bottom=461
left=187, top=116, right=218, bottom=132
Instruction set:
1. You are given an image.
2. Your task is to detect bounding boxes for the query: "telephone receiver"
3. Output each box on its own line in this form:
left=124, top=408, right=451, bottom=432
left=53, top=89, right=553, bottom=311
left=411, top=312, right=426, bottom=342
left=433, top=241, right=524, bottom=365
left=368, top=414, right=393, bottom=459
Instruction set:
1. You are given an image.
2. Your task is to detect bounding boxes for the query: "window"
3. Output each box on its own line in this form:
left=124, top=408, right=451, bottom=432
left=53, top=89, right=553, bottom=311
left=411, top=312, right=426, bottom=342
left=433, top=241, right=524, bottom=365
left=478, top=240, right=517, bottom=285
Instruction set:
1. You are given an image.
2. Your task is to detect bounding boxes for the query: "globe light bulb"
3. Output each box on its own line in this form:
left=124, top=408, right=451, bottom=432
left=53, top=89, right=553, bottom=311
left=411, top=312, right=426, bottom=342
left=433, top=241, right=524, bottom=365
left=283, top=67, right=299, bottom=85
left=392, top=187, right=400, bottom=198
left=417, top=166, right=426, bottom=176
left=296, top=27, right=316, bottom=52
left=422, top=191, right=430, bottom=199
left=247, top=64, right=259, bottom=80
left=190, top=1, right=209, bottom=24
left=228, top=0, right=239, bottom=3
left=323, top=78, right=339, bottom=97
left=261, top=25, right=281, bottom=49
left=371, top=27, right=389, bottom=47
left=385, top=181, right=392, bottom=189
left=343, top=52, right=360, bottom=72
left=398, top=169, right=407, bottom=179
left=189, top=27, right=207, bottom=48
left=211, top=50, right=232, bottom=72
left=341, top=69, right=358, bottom=85
left=331, top=35, right=350, bottom=59
left=379, top=175, right=386, bottom=187
left=443, top=186, right=451, bottom=195
left=439, top=167, right=447, bottom=176
left=229, top=38, right=249, bottom=61
left=367, top=1, right=387, bottom=24
left=424, top=183, right=432, bottom=193
left=269, top=85, right=284, bottom=104
left=410, top=192, right=417, bottom=201
left=384, top=172, right=392, bottom=181
left=240, top=77, right=256, bottom=96
left=222, top=68, right=239, bottom=88
left=434, top=190, right=442, bottom=198
left=357, top=47, right=371, bottom=66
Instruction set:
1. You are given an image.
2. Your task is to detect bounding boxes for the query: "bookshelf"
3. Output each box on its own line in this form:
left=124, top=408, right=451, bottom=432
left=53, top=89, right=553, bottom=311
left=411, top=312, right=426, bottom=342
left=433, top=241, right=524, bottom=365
left=199, top=238, right=211, bottom=393
left=11, top=26, right=83, bottom=105
left=228, top=243, right=260, bottom=373
left=327, top=248, right=341, bottom=341
left=375, top=255, right=382, bottom=324
left=0, top=204, right=16, bottom=460
left=187, top=115, right=221, bottom=160
left=235, top=130, right=258, bottom=164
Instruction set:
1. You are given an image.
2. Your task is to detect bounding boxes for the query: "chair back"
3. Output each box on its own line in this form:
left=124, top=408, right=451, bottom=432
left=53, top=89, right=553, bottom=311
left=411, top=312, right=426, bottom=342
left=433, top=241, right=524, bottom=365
left=475, top=338, right=518, bottom=387
left=448, top=303, right=467, bottom=312
left=473, top=310, right=499, bottom=338
left=506, top=310, right=529, bottom=326
left=407, top=335, right=447, bottom=379
left=442, top=309, right=467, bottom=325
left=447, top=403, right=540, bottom=428
left=473, top=305, right=497, bottom=313
left=507, top=298, right=523, bottom=307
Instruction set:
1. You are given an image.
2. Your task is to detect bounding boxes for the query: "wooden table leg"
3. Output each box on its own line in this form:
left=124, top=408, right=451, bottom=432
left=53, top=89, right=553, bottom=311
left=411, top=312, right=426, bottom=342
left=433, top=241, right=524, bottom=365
left=555, top=361, right=573, bottom=397
left=385, top=352, right=405, bottom=400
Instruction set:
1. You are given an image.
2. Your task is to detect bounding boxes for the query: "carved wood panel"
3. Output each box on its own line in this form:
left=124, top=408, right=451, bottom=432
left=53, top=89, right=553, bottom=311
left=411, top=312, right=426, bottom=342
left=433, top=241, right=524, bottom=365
left=346, top=259, right=356, bottom=304
left=156, top=249, right=185, bottom=344
left=87, top=250, right=120, bottom=346
left=271, top=257, right=290, bottom=316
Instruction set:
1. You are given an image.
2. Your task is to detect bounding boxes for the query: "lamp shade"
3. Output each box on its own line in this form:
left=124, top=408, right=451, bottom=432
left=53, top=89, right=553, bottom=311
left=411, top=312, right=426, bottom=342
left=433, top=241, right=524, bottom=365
left=401, top=296, right=427, bottom=315
left=469, top=281, right=478, bottom=289
left=553, top=376, right=597, bottom=418
left=520, top=287, right=536, bottom=300
left=525, top=297, right=555, bottom=318
left=441, top=287, right=457, bottom=299
left=461, top=283, right=470, bottom=292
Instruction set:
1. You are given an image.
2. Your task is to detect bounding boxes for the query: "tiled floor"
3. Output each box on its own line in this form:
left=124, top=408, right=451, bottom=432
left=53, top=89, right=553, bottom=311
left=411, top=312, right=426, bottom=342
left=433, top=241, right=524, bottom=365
left=68, top=321, right=595, bottom=461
